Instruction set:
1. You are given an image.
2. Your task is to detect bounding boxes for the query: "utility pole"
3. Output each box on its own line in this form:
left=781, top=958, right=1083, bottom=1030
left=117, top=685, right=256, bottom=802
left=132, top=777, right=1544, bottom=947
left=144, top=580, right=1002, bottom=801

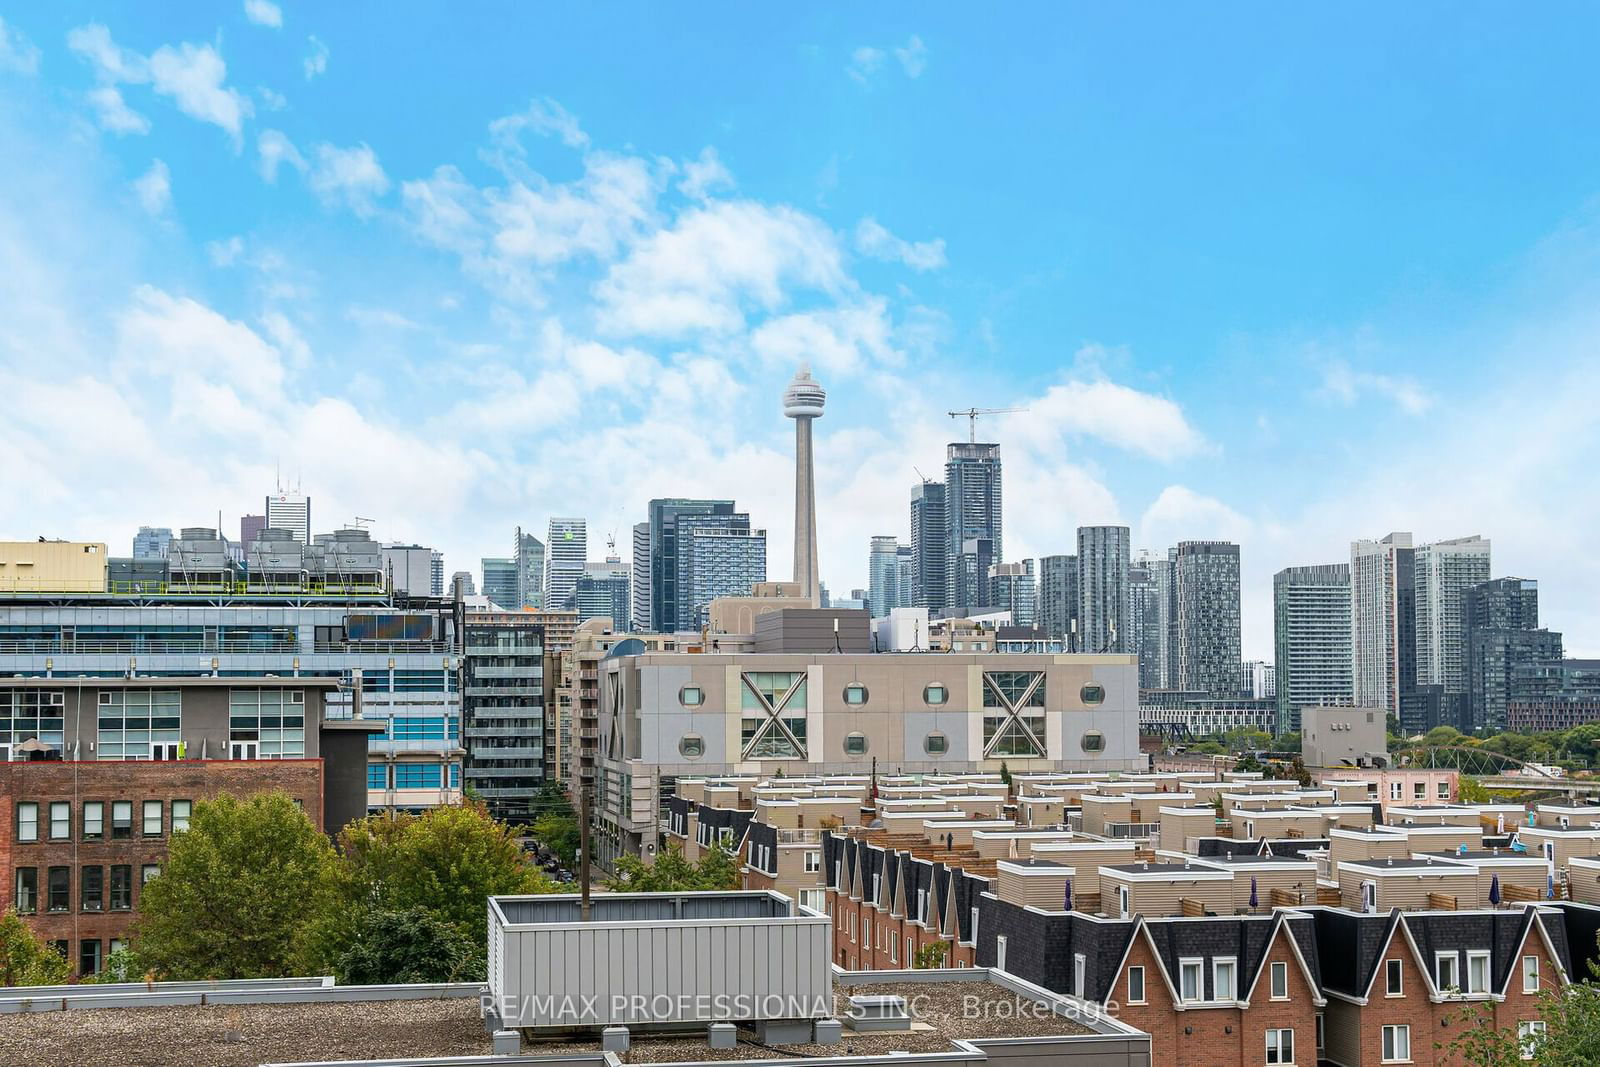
left=580, top=779, right=592, bottom=921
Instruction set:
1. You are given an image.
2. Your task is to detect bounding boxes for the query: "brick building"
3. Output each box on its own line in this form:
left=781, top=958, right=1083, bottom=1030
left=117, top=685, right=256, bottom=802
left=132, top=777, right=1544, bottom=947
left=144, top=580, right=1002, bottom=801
left=0, top=676, right=377, bottom=975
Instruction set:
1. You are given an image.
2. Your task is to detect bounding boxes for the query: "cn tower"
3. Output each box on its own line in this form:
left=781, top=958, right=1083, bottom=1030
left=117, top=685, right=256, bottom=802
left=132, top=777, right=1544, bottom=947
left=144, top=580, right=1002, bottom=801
left=783, top=364, right=826, bottom=605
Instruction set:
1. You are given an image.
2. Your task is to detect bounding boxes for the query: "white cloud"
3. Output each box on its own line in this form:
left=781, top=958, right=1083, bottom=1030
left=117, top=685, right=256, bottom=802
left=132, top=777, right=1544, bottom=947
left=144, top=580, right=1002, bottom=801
left=847, top=46, right=884, bottom=84
left=595, top=200, right=846, bottom=337
left=855, top=217, right=946, bottom=271
left=257, top=128, right=307, bottom=182
left=894, top=35, right=928, bottom=77
left=750, top=299, right=901, bottom=377
left=1017, top=375, right=1207, bottom=462
left=1139, top=485, right=1253, bottom=549
left=489, top=97, right=588, bottom=153
left=0, top=15, right=41, bottom=74
left=149, top=42, right=252, bottom=143
left=243, top=0, right=283, bottom=28
left=256, top=85, right=288, bottom=111
left=488, top=152, right=660, bottom=265
left=309, top=142, right=389, bottom=216
left=66, top=23, right=147, bottom=83
left=400, top=165, right=486, bottom=255
left=347, top=305, right=421, bottom=331
left=679, top=146, right=733, bottom=201
left=1318, top=360, right=1434, bottom=415
left=207, top=236, right=245, bottom=266
left=86, top=86, right=150, bottom=135
left=131, top=160, right=171, bottom=215
left=849, top=36, right=927, bottom=83
left=303, top=35, right=328, bottom=80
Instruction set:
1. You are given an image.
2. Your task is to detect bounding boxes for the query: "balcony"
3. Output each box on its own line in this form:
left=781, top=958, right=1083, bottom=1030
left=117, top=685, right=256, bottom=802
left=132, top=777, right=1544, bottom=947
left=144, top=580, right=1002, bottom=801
left=776, top=828, right=822, bottom=844
left=463, top=726, right=536, bottom=739
left=579, top=669, right=598, bottom=681
left=465, top=685, right=543, bottom=697
left=472, top=665, right=541, bottom=680
left=578, top=688, right=599, bottom=700
left=468, top=746, right=545, bottom=760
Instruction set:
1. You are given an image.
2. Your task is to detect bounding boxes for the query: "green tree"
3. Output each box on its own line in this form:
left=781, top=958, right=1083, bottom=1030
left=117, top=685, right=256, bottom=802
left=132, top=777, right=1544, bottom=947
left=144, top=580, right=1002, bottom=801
left=0, top=910, right=71, bottom=986
left=301, top=802, right=553, bottom=977
left=607, top=842, right=741, bottom=891
left=1189, top=741, right=1225, bottom=756
left=1422, top=725, right=1465, bottom=749
left=80, top=945, right=147, bottom=984
left=1533, top=971, right=1600, bottom=1062
left=913, top=942, right=947, bottom=969
left=1457, top=776, right=1493, bottom=804
left=529, top=785, right=580, bottom=868
left=333, top=907, right=477, bottom=985
left=132, top=792, right=336, bottom=980
left=1434, top=1002, right=1522, bottom=1065
left=1274, top=731, right=1302, bottom=754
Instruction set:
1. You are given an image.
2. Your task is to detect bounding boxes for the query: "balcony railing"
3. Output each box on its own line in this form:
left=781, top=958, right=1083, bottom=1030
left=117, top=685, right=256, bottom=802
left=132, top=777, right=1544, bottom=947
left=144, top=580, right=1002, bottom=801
left=776, top=828, right=822, bottom=844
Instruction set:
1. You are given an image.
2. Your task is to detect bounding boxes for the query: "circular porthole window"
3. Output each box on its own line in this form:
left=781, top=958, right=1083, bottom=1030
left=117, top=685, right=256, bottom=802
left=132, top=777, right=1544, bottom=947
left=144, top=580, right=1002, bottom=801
left=679, top=734, right=705, bottom=759
left=843, top=732, right=869, bottom=756
left=843, top=683, right=869, bottom=706
left=923, top=684, right=948, bottom=706
left=1080, top=683, right=1105, bottom=705
left=925, top=732, right=949, bottom=756
left=1081, top=730, right=1105, bottom=753
left=679, top=686, right=704, bottom=707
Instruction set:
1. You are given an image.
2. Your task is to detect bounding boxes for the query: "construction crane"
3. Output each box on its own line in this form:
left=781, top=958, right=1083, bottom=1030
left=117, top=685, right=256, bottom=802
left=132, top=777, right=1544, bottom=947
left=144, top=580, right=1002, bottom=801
left=947, top=406, right=1027, bottom=443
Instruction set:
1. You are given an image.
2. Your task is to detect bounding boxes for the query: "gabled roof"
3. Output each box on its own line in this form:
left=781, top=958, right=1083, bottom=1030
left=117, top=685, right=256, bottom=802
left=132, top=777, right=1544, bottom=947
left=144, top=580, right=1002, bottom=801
left=1139, top=915, right=1278, bottom=1003
left=1403, top=909, right=1539, bottom=995
left=1308, top=908, right=1397, bottom=999
left=1240, top=912, right=1327, bottom=1007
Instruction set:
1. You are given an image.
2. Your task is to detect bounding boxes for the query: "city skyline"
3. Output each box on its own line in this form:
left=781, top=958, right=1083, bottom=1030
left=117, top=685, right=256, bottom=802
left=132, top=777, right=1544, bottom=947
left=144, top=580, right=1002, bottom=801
left=5, top=7, right=1600, bottom=659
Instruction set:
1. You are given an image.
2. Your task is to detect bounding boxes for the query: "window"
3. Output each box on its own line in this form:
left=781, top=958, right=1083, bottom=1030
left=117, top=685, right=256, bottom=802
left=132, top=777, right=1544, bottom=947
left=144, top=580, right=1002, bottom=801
left=81, top=865, right=103, bottom=911
left=1316, top=1013, right=1325, bottom=1053
left=678, top=686, right=703, bottom=707
left=1390, top=782, right=1403, bottom=801
left=1381, top=1024, right=1410, bottom=1062
left=1081, top=730, right=1105, bottom=753
left=1073, top=952, right=1086, bottom=996
left=17, top=801, right=38, bottom=842
left=394, top=764, right=445, bottom=789
left=923, top=684, right=948, bottom=706
left=1214, top=957, right=1237, bottom=1001
left=1523, top=955, right=1539, bottom=993
left=1080, top=683, right=1105, bottom=705
left=843, top=684, right=869, bottom=706
left=49, top=802, right=70, bottom=840
left=924, top=732, right=948, bottom=756
left=228, top=688, right=306, bottom=758
left=140, top=864, right=160, bottom=885
left=80, top=939, right=102, bottom=977
left=143, top=800, right=162, bottom=836
left=805, top=851, right=821, bottom=873
left=740, top=672, right=807, bottom=759
left=1519, top=1020, right=1546, bottom=1059
left=1438, top=781, right=1450, bottom=799
left=1414, top=782, right=1427, bottom=800
left=1127, top=965, right=1145, bottom=1004
left=14, top=868, right=37, bottom=914
left=171, top=800, right=191, bottom=832
left=1468, top=951, right=1490, bottom=994
left=97, top=689, right=181, bottom=759
left=110, top=866, right=132, bottom=910
left=1437, top=952, right=1460, bottom=992
left=843, top=732, right=868, bottom=756
left=82, top=801, right=104, bottom=840
left=678, top=734, right=705, bottom=759
left=799, top=889, right=824, bottom=912
left=47, top=867, right=69, bottom=912
left=1179, top=959, right=1203, bottom=1002
left=111, top=801, right=132, bottom=839
left=1265, top=1029, right=1294, bottom=1065
left=0, top=689, right=65, bottom=751
left=1118, top=884, right=1130, bottom=918
left=1386, top=958, right=1403, bottom=996
left=1270, top=960, right=1289, bottom=999
left=367, top=762, right=389, bottom=790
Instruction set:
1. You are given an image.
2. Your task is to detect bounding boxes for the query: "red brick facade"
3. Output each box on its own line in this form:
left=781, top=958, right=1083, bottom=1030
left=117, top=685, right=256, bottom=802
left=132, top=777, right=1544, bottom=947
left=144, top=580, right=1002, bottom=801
left=828, top=888, right=975, bottom=971
left=0, top=758, right=324, bottom=974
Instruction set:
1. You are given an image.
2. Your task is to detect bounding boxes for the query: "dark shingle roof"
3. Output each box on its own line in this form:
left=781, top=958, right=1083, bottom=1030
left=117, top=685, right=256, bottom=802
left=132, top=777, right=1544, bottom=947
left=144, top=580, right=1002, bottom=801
left=1310, top=909, right=1396, bottom=997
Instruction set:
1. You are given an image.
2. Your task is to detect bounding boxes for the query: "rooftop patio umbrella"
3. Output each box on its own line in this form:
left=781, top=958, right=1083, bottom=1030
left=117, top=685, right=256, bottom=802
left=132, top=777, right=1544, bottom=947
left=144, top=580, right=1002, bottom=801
left=1549, top=872, right=1557, bottom=900
left=1250, top=876, right=1259, bottom=911
left=1489, top=874, right=1502, bottom=906
left=1064, top=878, right=1073, bottom=912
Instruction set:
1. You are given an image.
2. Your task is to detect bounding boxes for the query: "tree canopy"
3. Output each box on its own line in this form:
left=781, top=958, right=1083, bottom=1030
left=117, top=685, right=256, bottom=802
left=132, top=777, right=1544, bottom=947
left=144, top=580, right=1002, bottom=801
left=0, top=910, right=70, bottom=987
left=607, top=842, right=741, bottom=892
left=133, top=791, right=337, bottom=980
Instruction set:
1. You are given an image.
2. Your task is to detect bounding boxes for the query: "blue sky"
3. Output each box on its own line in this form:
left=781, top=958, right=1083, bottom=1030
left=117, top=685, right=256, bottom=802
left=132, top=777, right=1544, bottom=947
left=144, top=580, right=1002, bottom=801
left=4, top=3, right=1600, bottom=657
